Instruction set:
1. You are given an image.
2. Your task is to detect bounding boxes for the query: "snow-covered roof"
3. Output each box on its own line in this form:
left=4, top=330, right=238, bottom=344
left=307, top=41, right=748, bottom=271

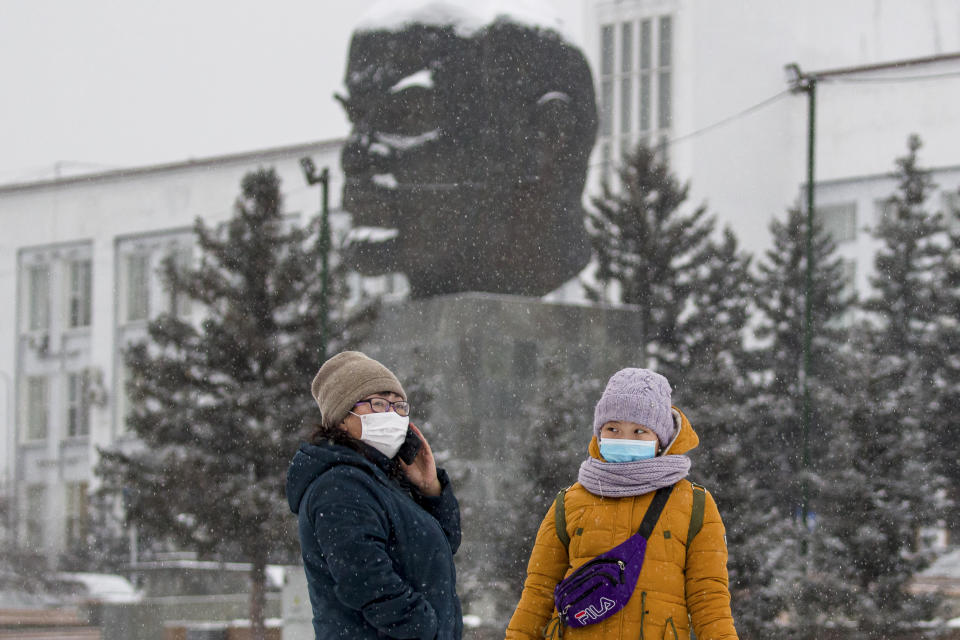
left=355, top=0, right=573, bottom=42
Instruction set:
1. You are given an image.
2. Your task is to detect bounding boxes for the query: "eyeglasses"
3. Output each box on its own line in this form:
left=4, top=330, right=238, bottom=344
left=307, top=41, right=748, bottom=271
left=353, top=398, right=410, bottom=417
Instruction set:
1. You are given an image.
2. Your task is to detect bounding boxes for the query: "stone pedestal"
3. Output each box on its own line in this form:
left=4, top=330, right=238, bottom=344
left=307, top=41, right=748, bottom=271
left=361, top=293, right=643, bottom=624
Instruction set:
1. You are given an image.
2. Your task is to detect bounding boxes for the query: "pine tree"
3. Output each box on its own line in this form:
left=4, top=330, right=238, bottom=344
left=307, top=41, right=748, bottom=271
left=746, top=145, right=948, bottom=636
left=588, top=143, right=764, bottom=633
left=934, top=215, right=960, bottom=530
left=865, top=135, right=955, bottom=532
left=666, top=227, right=753, bottom=389
left=745, top=205, right=855, bottom=638
left=751, top=206, right=852, bottom=508
left=810, top=333, right=941, bottom=638
left=794, top=135, right=951, bottom=637
left=96, top=168, right=361, bottom=640
left=864, top=135, right=945, bottom=355
left=586, top=143, right=715, bottom=368
left=669, top=228, right=784, bottom=637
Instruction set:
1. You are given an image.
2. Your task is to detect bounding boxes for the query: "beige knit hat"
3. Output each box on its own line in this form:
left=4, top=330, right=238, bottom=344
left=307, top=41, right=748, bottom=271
left=311, top=351, right=406, bottom=428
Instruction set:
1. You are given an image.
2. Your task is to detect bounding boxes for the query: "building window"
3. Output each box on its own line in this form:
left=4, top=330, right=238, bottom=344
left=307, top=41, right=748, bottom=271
left=125, top=253, right=151, bottom=322
left=619, top=22, right=633, bottom=139
left=600, top=24, right=614, bottom=140
left=24, top=484, right=46, bottom=543
left=639, top=19, right=652, bottom=133
left=816, top=202, right=857, bottom=243
left=67, top=259, right=92, bottom=328
left=27, top=265, right=50, bottom=332
left=25, top=376, right=48, bottom=441
left=657, top=16, right=673, bottom=130
left=66, top=371, right=91, bottom=438
left=65, top=481, right=89, bottom=548
left=598, top=14, right=674, bottom=179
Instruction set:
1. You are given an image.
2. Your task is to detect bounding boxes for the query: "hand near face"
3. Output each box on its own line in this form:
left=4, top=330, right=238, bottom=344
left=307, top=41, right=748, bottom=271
left=399, top=423, right=442, bottom=496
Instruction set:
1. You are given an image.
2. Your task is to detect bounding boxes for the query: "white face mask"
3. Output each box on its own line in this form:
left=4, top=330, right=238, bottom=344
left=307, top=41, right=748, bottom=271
left=352, top=411, right=410, bottom=459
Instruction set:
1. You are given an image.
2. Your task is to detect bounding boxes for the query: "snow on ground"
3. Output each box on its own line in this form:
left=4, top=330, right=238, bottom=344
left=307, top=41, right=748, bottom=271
left=55, top=572, right=142, bottom=604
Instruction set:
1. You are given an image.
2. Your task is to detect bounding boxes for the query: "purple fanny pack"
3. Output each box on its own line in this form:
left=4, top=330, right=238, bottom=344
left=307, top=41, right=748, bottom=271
left=553, top=485, right=674, bottom=629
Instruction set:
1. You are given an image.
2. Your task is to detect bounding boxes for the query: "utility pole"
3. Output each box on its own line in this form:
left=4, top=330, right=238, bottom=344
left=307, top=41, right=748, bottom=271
left=300, top=157, right=331, bottom=362
left=785, top=63, right=816, bottom=539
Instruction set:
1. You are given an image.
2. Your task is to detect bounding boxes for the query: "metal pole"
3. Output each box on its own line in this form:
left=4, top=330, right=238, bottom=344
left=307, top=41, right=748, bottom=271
left=801, top=77, right=816, bottom=533
left=319, top=168, right=330, bottom=362
left=299, top=157, right=332, bottom=362
left=785, top=63, right=816, bottom=538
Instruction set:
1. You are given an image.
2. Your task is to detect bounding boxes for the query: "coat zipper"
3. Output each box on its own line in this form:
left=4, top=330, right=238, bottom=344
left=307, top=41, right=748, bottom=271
left=640, top=591, right=647, bottom=640
left=556, top=558, right=625, bottom=596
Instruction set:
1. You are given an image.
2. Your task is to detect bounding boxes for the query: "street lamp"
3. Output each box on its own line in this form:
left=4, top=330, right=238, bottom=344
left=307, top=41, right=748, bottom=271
left=786, top=62, right=816, bottom=536
left=299, top=157, right=332, bottom=362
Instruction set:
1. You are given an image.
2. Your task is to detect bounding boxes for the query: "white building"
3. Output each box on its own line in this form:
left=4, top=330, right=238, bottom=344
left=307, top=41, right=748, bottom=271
left=0, top=140, right=352, bottom=556
left=3, top=0, right=960, bottom=560
left=814, top=164, right=960, bottom=300
left=584, top=0, right=960, bottom=289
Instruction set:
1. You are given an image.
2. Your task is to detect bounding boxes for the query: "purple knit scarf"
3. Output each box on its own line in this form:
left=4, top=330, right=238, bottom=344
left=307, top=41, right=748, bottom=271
left=577, top=454, right=691, bottom=497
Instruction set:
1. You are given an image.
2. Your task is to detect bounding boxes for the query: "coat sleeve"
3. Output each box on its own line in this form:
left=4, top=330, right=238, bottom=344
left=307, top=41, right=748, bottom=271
left=411, top=467, right=461, bottom=553
left=685, top=488, right=739, bottom=640
left=306, top=467, right=438, bottom=640
left=505, top=500, right=570, bottom=640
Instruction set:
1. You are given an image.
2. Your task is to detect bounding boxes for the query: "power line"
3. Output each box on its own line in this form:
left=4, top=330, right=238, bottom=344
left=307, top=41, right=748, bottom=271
left=821, top=69, right=960, bottom=84
left=588, top=87, right=793, bottom=169
left=667, top=89, right=792, bottom=146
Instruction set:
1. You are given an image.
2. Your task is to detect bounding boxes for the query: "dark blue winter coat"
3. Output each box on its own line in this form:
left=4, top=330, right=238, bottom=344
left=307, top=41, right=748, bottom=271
left=286, top=441, right=462, bottom=639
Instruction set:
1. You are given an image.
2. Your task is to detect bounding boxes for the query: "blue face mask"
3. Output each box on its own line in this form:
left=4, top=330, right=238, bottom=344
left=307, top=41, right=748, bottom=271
left=599, top=438, right=658, bottom=463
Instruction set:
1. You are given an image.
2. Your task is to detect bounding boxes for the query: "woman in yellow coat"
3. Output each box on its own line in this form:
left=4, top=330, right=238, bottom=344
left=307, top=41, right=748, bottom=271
left=506, top=368, right=738, bottom=639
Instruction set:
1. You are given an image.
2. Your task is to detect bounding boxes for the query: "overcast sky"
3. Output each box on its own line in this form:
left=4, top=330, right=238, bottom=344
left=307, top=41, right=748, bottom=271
left=0, top=0, right=584, bottom=184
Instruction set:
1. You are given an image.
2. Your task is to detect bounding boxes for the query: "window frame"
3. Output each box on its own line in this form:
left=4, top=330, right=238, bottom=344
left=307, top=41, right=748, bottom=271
left=24, top=484, right=46, bottom=543
left=27, top=263, right=51, bottom=333
left=124, top=252, right=152, bottom=323
left=816, top=202, right=858, bottom=244
left=67, top=258, right=93, bottom=329
left=65, top=481, right=90, bottom=548
left=65, top=370, right=91, bottom=438
left=597, top=13, right=675, bottom=186
left=24, top=375, right=49, bottom=442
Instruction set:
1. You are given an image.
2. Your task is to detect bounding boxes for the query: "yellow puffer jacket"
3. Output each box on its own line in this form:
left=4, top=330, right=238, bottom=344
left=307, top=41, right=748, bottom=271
left=506, top=407, right=738, bottom=640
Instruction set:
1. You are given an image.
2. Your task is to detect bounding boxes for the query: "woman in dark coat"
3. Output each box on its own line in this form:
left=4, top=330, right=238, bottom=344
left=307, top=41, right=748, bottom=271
left=286, top=351, right=462, bottom=639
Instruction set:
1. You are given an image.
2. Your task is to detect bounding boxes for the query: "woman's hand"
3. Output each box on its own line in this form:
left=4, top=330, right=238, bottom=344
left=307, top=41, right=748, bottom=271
left=399, top=423, right=442, bottom=496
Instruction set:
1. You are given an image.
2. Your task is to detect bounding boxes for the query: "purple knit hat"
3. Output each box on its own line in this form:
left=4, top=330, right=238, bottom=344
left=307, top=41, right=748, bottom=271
left=593, top=368, right=675, bottom=448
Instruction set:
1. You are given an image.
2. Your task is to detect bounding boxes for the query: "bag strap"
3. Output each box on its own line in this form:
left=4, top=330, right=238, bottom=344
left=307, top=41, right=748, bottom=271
left=554, top=483, right=676, bottom=549
left=636, top=484, right=674, bottom=538
left=688, top=482, right=706, bottom=547
left=553, top=489, right=570, bottom=548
